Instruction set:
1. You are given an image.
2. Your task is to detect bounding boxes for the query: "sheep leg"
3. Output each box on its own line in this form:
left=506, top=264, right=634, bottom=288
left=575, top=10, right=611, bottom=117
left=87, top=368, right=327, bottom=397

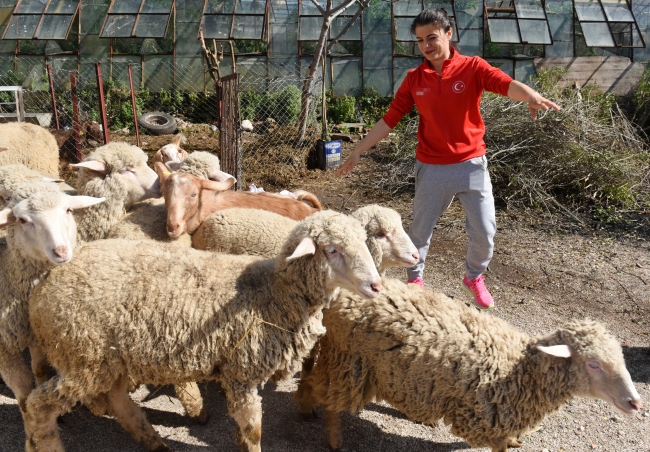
left=24, top=376, right=75, bottom=452
left=107, top=374, right=171, bottom=452
left=29, top=345, right=51, bottom=385
left=507, top=437, right=522, bottom=447
left=174, top=382, right=209, bottom=424
left=223, top=381, right=263, bottom=452
left=0, top=355, right=34, bottom=436
left=324, top=408, right=343, bottom=451
left=295, top=347, right=319, bottom=420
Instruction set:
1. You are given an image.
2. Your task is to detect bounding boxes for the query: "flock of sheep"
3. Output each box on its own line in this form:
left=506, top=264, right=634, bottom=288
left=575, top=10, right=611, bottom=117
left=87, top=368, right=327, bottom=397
left=0, top=121, right=643, bottom=452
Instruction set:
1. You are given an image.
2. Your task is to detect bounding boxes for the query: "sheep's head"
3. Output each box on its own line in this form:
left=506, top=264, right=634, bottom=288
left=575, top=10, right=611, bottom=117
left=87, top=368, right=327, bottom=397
left=152, top=134, right=188, bottom=165
left=0, top=164, right=64, bottom=209
left=278, top=210, right=382, bottom=300
left=155, top=163, right=235, bottom=238
left=536, top=319, right=642, bottom=415
left=0, top=182, right=104, bottom=264
left=73, top=142, right=161, bottom=206
left=352, top=205, right=419, bottom=273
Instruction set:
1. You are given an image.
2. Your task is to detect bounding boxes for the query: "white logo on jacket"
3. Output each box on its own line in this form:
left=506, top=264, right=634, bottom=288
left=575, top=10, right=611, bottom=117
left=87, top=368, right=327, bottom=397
left=452, top=81, right=466, bottom=93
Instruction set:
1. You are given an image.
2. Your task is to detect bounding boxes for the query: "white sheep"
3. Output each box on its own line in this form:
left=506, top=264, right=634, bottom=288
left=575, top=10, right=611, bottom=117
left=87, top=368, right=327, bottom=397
left=0, top=164, right=71, bottom=209
left=192, top=204, right=419, bottom=274
left=25, top=211, right=382, bottom=452
left=71, top=141, right=161, bottom=242
left=0, top=181, right=103, bottom=440
left=0, top=123, right=60, bottom=177
left=295, top=278, right=643, bottom=452
left=152, top=133, right=188, bottom=165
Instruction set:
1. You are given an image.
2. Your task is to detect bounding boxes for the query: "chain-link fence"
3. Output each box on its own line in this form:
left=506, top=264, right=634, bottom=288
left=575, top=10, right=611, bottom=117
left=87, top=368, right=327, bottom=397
left=0, top=56, right=322, bottom=188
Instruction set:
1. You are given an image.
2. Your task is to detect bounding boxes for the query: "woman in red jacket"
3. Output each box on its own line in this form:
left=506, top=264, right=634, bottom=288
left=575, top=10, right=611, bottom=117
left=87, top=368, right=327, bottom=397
left=337, top=8, right=559, bottom=309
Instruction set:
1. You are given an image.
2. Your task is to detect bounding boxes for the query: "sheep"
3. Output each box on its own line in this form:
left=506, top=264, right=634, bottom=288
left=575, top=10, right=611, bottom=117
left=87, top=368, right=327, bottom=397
left=72, top=141, right=161, bottom=242
left=158, top=166, right=321, bottom=238
left=294, top=278, right=643, bottom=452
left=0, top=181, right=104, bottom=440
left=0, top=123, right=60, bottom=177
left=192, top=204, right=418, bottom=274
left=51, top=121, right=104, bottom=168
left=0, top=164, right=69, bottom=209
left=25, top=210, right=383, bottom=452
left=152, top=133, right=188, bottom=165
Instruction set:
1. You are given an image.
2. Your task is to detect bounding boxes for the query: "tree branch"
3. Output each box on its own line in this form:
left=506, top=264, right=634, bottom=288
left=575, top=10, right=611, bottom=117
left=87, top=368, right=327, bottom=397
left=309, top=0, right=326, bottom=16
left=326, top=0, right=368, bottom=52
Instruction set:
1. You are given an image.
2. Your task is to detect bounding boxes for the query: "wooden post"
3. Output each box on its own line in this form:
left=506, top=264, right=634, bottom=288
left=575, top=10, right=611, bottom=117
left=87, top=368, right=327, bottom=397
left=95, top=63, right=110, bottom=144
left=70, top=71, right=83, bottom=163
left=128, top=65, right=141, bottom=147
left=46, top=62, right=60, bottom=130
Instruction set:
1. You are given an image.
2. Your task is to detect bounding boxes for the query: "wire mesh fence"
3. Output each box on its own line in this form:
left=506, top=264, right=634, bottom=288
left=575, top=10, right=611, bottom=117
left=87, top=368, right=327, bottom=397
left=0, top=56, right=322, bottom=188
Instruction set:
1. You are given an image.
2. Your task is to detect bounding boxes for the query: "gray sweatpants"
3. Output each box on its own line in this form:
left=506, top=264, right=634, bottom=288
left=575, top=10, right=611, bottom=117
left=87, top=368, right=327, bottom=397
left=407, top=155, right=496, bottom=281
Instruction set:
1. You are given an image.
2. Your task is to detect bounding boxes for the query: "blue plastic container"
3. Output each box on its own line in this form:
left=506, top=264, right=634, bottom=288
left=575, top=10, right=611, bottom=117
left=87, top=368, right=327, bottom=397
left=318, top=139, right=342, bottom=170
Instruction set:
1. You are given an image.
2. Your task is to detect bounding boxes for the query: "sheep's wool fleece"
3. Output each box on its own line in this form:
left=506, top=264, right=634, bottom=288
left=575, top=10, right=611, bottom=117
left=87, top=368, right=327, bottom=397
left=178, top=151, right=221, bottom=178
left=75, top=142, right=149, bottom=242
left=192, top=207, right=297, bottom=255
left=306, top=278, right=620, bottom=449
left=107, top=197, right=191, bottom=247
left=0, top=183, right=64, bottom=364
left=0, top=123, right=60, bottom=178
left=29, top=210, right=367, bottom=402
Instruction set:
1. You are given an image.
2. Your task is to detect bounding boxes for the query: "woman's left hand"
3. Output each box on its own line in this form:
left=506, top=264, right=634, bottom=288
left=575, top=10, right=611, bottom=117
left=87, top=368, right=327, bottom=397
left=528, top=94, right=561, bottom=121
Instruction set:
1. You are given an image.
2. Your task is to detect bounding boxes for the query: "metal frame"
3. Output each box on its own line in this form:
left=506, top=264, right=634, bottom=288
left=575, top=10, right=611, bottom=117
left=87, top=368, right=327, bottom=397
left=1, top=0, right=80, bottom=40
left=574, top=0, right=645, bottom=48
left=392, top=0, right=458, bottom=57
left=200, top=0, right=269, bottom=43
left=484, top=0, right=553, bottom=45
left=99, top=0, right=174, bottom=39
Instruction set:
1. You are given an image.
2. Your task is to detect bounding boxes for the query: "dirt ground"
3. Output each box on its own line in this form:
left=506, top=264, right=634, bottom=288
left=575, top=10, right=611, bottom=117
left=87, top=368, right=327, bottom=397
left=1, top=136, right=649, bottom=451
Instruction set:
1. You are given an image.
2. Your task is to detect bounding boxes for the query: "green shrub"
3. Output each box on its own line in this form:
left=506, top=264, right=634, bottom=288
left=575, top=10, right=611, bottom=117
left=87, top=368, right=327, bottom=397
left=355, top=87, right=392, bottom=125
left=326, top=91, right=357, bottom=124
left=239, top=85, right=302, bottom=125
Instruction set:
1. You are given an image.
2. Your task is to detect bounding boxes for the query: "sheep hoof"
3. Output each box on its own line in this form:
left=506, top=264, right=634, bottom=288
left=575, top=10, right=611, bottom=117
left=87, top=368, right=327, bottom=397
left=151, top=443, right=172, bottom=452
left=194, top=409, right=210, bottom=425
left=507, top=438, right=523, bottom=448
left=326, top=445, right=342, bottom=452
left=299, top=409, right=318, bottom=422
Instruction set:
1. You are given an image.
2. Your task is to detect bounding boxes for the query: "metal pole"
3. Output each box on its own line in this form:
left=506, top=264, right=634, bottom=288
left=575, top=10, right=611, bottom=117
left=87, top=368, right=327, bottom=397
left=46, top=62, right=60, bottom=129
left=128, top=65, right=141, bottom=147
left=70, top=71, right=83, bottom=163
left=95, top=62, right=110, bottom=144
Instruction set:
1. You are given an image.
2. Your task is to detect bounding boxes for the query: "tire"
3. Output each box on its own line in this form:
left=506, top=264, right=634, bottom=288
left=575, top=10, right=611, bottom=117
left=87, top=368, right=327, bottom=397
left=137, top=112, right=177, bottom=136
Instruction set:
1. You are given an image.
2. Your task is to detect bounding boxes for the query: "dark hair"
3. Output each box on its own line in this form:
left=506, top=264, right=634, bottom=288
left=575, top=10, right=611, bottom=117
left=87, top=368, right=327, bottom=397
left=410, top=8, right=452, bottom=35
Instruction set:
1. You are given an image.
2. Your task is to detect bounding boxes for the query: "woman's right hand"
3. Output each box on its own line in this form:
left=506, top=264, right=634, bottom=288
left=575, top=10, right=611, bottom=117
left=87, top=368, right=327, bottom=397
left=336, top=150, right=361, bottom=176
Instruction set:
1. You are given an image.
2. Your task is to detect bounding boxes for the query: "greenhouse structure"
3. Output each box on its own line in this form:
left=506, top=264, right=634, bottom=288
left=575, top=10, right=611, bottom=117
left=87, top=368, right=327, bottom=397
left=0, top=0, right=648, bottom=96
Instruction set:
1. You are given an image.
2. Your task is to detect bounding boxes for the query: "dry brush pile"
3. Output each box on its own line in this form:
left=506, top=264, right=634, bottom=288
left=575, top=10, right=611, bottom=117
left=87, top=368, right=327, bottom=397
left=371, top=69, right=650, bottom=223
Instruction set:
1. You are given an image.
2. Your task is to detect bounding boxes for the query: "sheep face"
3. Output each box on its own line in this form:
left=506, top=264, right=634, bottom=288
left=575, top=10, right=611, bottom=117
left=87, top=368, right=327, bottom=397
left=538, top=320, right=642, bottom=415
left=0, top=191, right=104, bottom=264
left=282, top=211, right=383, bottom=299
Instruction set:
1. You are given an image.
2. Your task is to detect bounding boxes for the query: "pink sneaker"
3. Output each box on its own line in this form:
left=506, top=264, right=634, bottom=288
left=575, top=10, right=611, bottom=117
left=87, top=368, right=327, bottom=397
left=407, top=277, right=424, bottom=288
left=462, top=275, right=494, bottom=309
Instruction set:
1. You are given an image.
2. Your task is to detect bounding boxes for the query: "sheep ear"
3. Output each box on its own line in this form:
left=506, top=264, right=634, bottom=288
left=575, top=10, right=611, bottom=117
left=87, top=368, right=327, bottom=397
left=67, top=196, right=106, bottom=210
left=152, top=149, right=164, bottom=165
left=0, top=146, right=8, bottom=152
left=71, top=160, right=107, bottom=173
left=207, top=169, right=235, bottom=183
left=201, top=176, right=236, bottom=192
left=178, top=149, right=188, bottom=160
left=171, top=134, right=183, bottom=147
left=165, top=161, right=182, bottom=172
left=537, top=344, right=572, bottom=358
left=153, top=161, right=171, bottom=185
left=0, top=207, right=16, bottom=228
left=286, top=237, right=316, bottom=261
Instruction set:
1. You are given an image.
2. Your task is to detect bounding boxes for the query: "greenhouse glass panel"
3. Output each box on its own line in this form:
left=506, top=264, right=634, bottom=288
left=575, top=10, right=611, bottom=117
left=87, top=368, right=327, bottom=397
left=363, top=1, right=390, bottom=33
left=581, top=21, right=615, bottom=46
left=46, top=0, right=78, bottom=14
left=394, top=17, right=415, bottom=40
left=330, top=40, right=361, bottom=54
left=514, top=0, right=545, bottom=19
left=81, top=4, right=109, bottom=34
left=299, top=16, right=321, bottom=40
left=141, top=0, right=173, bottom=14
left=270, top=23, right=297, bottom=56
left=300, top=0, right=325, bottom=16
left=488, top=59, right=513, bottom=77
left=0, top=5, right=11, bottom=25
left=574, top=0, right=605, bottom=21
left=547, top=13, right=572, bottom=41
left=18, top=39, right=46, bottom=53
left=176, top=56, right=205, bottom=91
left=393, top=40, right=418, bottom=55
left=487, top=18, right=520, bottom=43
left=363, top=32, right=392, bottom=67
left=393, top=0, right=423, bottom=16
left=457, top=27, right=482, bottom=56
left=4, top=15, right=40, bottom=38
left=112, top=55, right=142, bottom=89
left=80, top=34, right=109, bottom=58
left=176, top=21, right=201, bottom=55
left=109, top=0, right=141, bottom=14
left=632, top=27, right=644, bottom=47
left=393, top=57, right=421, bottom=93
left=144, top=55, right=173, bottom=90
left=609, top=22, right=641, bottom=46
left=236, top=0, right=266, bottom=15
left=134, top=14, right=169, bottom=37
left=423, top=2, right=453, bottom=12
left=515, top=59, right=535, bottom=82
left=176, top=0, right=204, bottom=21
left=331, top=16, right=360, bottom=40
left=205, top=0, right=235, bottom=14
left=363, top=68, right=392, bottom=97
left=332, top=57, right=361, bottom=96
left=545, top=40, right=572, bottom=56
left=35, top=14, right=73, bottom=39
left=600, top=0, right=633, bottom=22
left=333, top=0, right=359, bottom=15
left=232, top=15, right=263, bottom=39
left=518, top=19, right=551, bottom=44
left=15, top=0, right=47, bottom=14
left=101, top=15, right=136, bottom=37
left=203, top=14, right=232, bottom=38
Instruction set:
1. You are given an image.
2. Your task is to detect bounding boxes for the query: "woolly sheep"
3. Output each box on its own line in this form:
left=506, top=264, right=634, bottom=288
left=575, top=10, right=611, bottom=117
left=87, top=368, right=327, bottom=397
left=192, top=204, right=419, bottom=274
left=25, top=211, right=382, bottom=452
left=294, top=278, right=643, bottom=452
left=0, top=123, right=60, bottom=177
left=152, top=133, right=188, bottom=165
left=72, top=141, right=161, bottom=242
left=0, top=181, right=103, bottom=440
